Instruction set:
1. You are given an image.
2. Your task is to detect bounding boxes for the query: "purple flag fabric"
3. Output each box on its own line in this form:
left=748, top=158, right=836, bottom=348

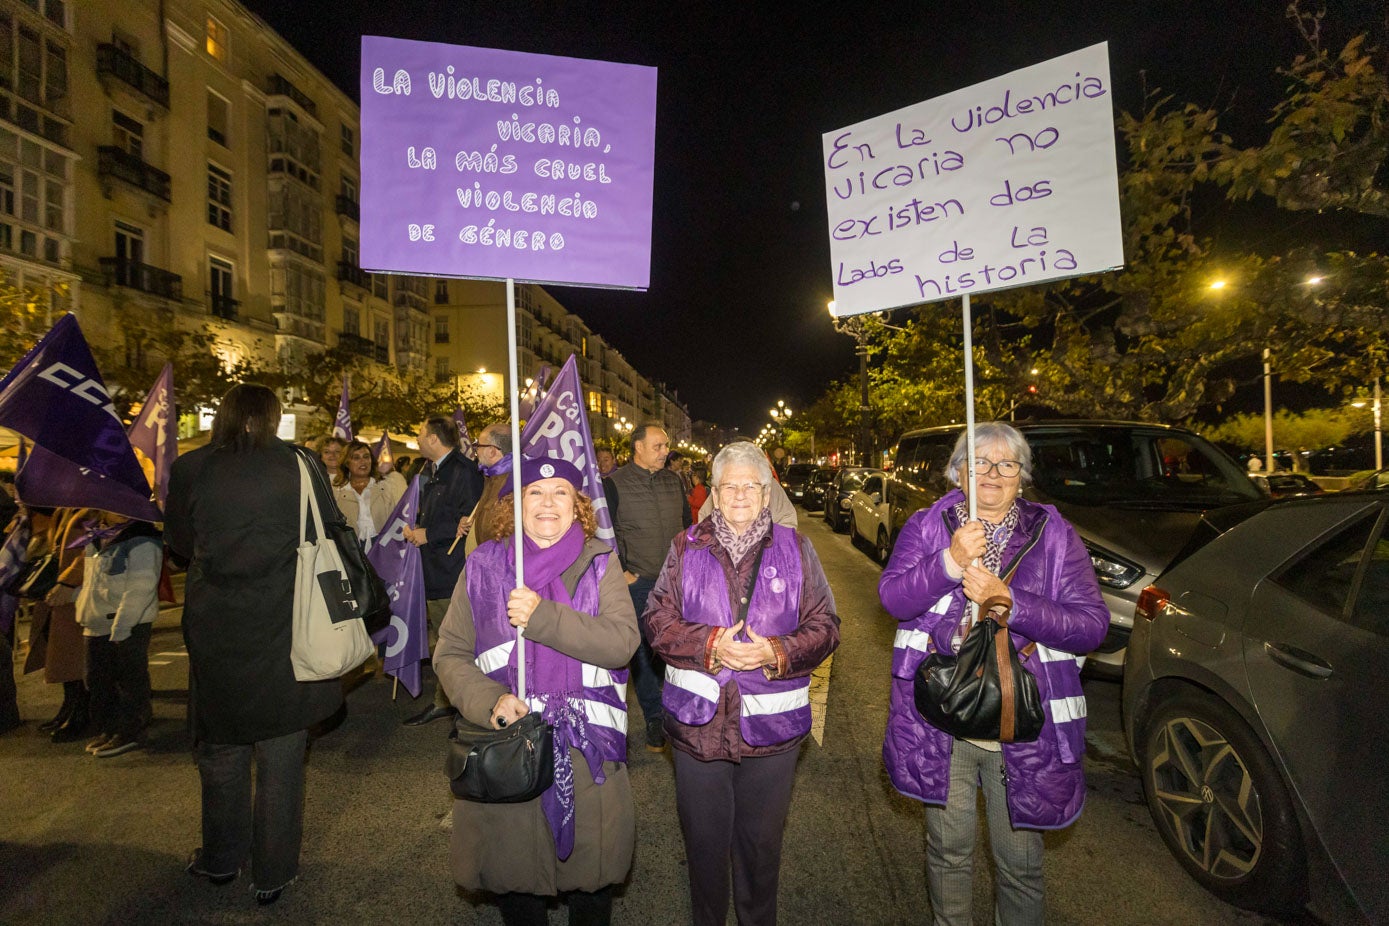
left=519, top=354, right=614, bottom=546
left=367, top=475, right=428, bottom=697
left=452, top=407, right=474, bottom=460
left=373, top=431, right=394, bottom=473
left=0, top=315, right=160, bottom=522
left=127, top=362, right=177, bottom=506
left=333, top=375, right=353, bottom=441
left=518, top=364, right=554, bottom=421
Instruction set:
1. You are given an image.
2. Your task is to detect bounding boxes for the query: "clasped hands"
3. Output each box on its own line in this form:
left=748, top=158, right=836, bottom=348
left=713, top=620, right=775, bottom=672
left=949, top=521, right=1012, bottom=610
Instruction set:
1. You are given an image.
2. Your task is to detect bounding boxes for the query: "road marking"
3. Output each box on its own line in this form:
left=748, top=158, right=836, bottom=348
left=154, top=651, right=187, bottom=657
left=148, top=660, right=172, bottom=666
left=808, top=653, right=833, bottom=745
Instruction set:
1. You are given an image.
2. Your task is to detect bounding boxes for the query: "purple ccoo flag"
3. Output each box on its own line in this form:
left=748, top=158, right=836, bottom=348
left=519, top=354, right=613, bottom=546
left=0, top=315, right=160, bottom=522
left=127, top=362, right=177, bottom=507
left=367, top=475, right=428, bottom=697
left=333, top=374, right=353, bottom=441
left=452, top=406, right=474, bottom=460
left=373, top=430, right=394, bottom=474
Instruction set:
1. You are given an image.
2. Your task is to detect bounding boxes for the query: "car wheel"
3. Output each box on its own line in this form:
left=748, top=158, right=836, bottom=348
left=875, top=527, right=891, bottom=564
left=1137, top=691, right=1305, bottom=915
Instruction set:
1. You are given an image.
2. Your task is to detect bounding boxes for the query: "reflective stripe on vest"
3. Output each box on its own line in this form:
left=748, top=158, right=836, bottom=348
left=663, top=526, right=811, bottom=746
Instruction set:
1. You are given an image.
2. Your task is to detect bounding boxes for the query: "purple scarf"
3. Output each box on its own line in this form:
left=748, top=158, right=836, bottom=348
left=504, top=521, right=592, bottom=860
left=479, top=453, right=512, bottom=478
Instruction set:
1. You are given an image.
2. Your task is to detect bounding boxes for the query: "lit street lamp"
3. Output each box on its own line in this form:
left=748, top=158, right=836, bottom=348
left=1351, top=378, right=1383, bottom=470
left=827, top=300, right=874, bottom=466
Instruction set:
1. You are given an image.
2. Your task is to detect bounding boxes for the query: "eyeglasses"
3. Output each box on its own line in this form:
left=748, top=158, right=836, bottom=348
left=474, top=443, right=500, bottom=451
left=973, top=458, right=1022, bottom=478
left=716, top=483, right=766, bottom=497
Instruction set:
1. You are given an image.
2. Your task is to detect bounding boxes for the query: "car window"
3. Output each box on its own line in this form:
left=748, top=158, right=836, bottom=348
left=1025, top=427, right=1261, bottom=509
left=1351, top=523, right=1389, bottom=635
left=863, top=475, right=882, bottom=495
left=1273, top=512, right=1379, bottom=619
left=919, top=434, right=958, bottom=494
left=894, top=437, right=923, bottom=484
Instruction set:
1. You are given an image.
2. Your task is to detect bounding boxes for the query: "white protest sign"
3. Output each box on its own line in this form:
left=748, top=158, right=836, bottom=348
left=823, top=42, right=1124, bottom=318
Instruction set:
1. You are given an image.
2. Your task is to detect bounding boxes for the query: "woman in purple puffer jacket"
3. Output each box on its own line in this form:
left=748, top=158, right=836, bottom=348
left=880, top=422, right=1108, bottom=926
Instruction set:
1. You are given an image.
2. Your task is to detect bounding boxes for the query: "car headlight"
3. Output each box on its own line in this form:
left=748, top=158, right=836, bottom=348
left=1085, top=542, right=1144, bottom=589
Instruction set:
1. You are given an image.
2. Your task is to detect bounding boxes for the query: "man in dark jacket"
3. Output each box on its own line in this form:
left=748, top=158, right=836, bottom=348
left=402, top=415, right=483, bottom=725
left=610, top=423, right=690, bottom=750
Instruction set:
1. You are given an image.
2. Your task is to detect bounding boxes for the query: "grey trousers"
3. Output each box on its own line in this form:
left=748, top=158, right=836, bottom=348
left=427, top=597, right=454, bottom=710
left=673, top=747, right=800, bottom=926
left=194, top=729, right=308, bottom=892
left=924, top=739, right=1045, bottom=926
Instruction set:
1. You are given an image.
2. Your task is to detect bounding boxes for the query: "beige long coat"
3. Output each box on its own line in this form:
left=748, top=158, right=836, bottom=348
left=434, top=538, right=639, bottom=895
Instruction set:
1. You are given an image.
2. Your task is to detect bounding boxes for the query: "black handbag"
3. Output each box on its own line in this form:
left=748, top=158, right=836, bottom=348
left=15, top=553, right=58, bottom=600
left=446, top=711, right=555, bottom=803
left=913, top=595, right=1045, bottom=743
left=293, top=446, right=392, bottom=636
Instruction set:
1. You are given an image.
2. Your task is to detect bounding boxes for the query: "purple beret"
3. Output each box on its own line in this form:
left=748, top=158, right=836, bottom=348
left=499, top=455, right=585, bottom=497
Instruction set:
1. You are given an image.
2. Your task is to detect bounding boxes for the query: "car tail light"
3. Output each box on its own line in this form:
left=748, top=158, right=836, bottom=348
left=1136, top=585, right=1170, bottom=622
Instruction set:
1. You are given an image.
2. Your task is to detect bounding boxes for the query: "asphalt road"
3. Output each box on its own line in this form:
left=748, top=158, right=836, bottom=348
left=0, top=513, right=1289, bottom=925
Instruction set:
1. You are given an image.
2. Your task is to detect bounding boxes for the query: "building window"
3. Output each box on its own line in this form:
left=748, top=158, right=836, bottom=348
left=43, top=0, right=64, bottom=28
left=342, top=234, right=358, bottom=266
left=434, top=279, right=448, bottom=304
left=340, top=175, right=356, bottom=202
left=16, top=25, right=40, bottom=104
left=113, top=110, right=143, bottom=158
left=375, top=318, right=390, bottom=350
left=207, top=163, right=231, bottom=232
left=342, top=304, right=359, bottom=337
left=42, top=177, right=59, bottom=229
left=434, top=315, right=448, bottom=343
left=206, top=15, right=228, bottom=64
left=340, top=124, right=354, bottom=157
left=115, top=219, right=144, bottom=263
left=209, top=255, right=234, bottom=318
left=372, top=274, right=387, bottom=299
left=207, top=90, right=229, bottom=146
left=435, top=356, right=450, bottom=381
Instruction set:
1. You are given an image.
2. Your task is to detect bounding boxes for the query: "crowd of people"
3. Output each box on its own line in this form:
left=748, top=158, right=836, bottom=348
left=2, top=386, right=1107, bottom=924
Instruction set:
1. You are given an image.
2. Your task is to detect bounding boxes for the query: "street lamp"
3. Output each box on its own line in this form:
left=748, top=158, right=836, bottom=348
left=1352, top=378, right=1383, bottom=470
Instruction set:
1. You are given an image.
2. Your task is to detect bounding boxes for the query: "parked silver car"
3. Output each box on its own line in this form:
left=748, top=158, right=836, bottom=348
left=1123, top=493, right=1388, bottom=924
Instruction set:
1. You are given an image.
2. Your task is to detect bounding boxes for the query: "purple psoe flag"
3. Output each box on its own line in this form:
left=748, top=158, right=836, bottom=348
left=373, top=431, right=394, bottom=473
left=127, top=362, right=177, bottom=506
left=518, top=354, right=614, bottom=546
left=0, top=315, right=161, bottom=522
left=452, top=407, right=474, bottom=459
left=367, top=475, right=428, bottom=697
left=333, top=375, right=353, bottom=441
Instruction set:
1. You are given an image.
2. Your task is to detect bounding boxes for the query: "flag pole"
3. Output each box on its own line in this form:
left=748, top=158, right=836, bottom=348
left=962, top=293, right=979, bottom=622
left=505, top=277, right=526, bottom=700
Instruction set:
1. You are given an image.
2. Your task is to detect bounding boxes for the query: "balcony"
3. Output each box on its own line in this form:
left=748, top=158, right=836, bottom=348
left=335, top=195, right=359, bottom=222
left=337, top=260, right=368, bottom=291
left=337, top=331, right=377, bottom=359
left=100, top=257, right=182, bottom=301
left=207, top=292, right=239, bottom=320
left=267, top=74, right=317, bottom=119
left=97, top=146, right=171, bottom=203
left=96, top=44, right=169, bottom=111
left=374, top=344, right=390, bottom=364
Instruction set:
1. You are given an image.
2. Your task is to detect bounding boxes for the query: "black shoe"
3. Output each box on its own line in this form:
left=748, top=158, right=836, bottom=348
left=255, top=888, right=283, bottom=906
left=93, top=734, right=144, bottom=758
left=645, top=717, right=667, bottom=753
left=50, top=709, right=91, bottom=744
left=38, top=702, right=72, bottom=733
left=185, top=849, right=237, bottom=886
left=403, top=705, right=457, bottom=727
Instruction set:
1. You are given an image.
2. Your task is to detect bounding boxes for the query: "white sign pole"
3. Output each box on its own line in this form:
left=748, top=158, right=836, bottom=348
left=506, top=276, right=526, bottom=700
left=963, top=293, right=980, bottom=622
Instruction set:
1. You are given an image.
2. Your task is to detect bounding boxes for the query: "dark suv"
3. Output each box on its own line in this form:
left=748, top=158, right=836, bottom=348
left=780, top=463, right=818, bottom=505
left=885, top=421, right=1263, bottom=674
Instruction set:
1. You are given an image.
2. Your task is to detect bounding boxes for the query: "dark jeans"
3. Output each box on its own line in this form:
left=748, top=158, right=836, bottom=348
left=674, top=747, right=800, bottom=926
left=86, top=622, right=152, bottom=737
left=194, top=728, right=308, bottom=891
left=626, top=576, right=663, bottom=723
left=497, top=887, right=613, bottom=926
left=0, top=621, right=18, bottom=730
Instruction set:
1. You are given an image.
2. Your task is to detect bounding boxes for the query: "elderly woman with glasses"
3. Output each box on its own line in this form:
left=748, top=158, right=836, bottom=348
left=643, top=441, right=839, bottom=926
left=879, top=421, right=1108, bottom=926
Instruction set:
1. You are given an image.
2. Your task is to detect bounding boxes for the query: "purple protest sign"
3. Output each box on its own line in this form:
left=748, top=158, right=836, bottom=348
left=518, top=354, right=613, bottom=546
left=373, top=431, right=394, bottom=473
left=451, top=406, right=474, bottom=460
left=367, top=475, right=428, bottom=697
left=359, top=36, right=657, bottom=289
left=128, top=362, right=177, bottom=506
left=333, top=375, right=353, bottom=441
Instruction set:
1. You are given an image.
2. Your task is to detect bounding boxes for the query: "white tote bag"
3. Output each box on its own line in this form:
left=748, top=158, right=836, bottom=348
left=290, top=454, right=375, bottom=681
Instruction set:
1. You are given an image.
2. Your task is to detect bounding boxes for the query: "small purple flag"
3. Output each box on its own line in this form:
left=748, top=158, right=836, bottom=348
left=127, top=362, right=177, bottom=507
left=333, top=375, right=353, bottom=441
left=452, top=407, right=474, bottom=460
left=0, top=510, right=30, bottom=636
left=367, top=475, right=428, bottom=697
left=519, top=355, right=614, bottom=546
left=373, top=431, right=394, bottom=474
left=0, top=315, right=160, bottom=522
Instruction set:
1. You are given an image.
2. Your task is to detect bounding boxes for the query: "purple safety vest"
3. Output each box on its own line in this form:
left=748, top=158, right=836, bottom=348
left=467, top=540, right=628, bottom=766
left=663, top=525, right=811, bottom=747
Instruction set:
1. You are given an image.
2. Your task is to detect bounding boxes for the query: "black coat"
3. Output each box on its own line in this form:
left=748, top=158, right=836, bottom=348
left=416, top=449, right=483, bottom=599
left=165, top=439, right=343, bottom=744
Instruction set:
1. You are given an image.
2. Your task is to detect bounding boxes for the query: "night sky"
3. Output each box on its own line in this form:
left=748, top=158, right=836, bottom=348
left=240, top=0, right=1382, bottom=432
